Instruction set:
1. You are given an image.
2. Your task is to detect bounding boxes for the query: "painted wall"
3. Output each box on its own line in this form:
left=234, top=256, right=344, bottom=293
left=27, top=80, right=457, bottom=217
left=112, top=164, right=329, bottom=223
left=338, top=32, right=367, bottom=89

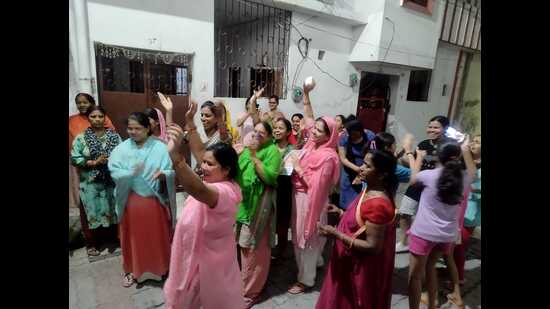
left=218, top=11, right=360, bottom=127
left=353, top=42, right=460, bottom=140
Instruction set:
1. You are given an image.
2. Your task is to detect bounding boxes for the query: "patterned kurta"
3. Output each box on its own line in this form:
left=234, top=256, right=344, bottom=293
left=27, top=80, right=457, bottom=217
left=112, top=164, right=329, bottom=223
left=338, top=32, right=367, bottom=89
left=71, top=131, right=122, bottom=229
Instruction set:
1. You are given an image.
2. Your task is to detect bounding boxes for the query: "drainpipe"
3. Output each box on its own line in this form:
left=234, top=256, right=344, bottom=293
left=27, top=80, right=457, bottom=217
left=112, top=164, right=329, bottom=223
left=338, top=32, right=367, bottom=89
left=71, top=0, right=95, bottom=97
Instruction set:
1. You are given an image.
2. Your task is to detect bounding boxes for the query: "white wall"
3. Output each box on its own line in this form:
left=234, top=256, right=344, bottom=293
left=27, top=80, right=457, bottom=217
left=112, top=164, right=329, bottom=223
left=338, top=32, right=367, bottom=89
left=217, top=11, right=360, bottom=126
left=87, top=0, right=215, bottom=103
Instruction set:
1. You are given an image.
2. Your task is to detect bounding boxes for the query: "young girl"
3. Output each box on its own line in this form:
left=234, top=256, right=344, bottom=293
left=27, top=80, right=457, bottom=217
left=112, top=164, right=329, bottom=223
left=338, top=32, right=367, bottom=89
left=406, top=138, right=476, bottom=309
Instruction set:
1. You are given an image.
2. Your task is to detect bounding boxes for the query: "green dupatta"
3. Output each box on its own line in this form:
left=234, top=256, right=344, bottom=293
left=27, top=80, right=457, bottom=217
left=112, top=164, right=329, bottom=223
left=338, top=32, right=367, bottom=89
left=236, top=139, right=282, bottom=225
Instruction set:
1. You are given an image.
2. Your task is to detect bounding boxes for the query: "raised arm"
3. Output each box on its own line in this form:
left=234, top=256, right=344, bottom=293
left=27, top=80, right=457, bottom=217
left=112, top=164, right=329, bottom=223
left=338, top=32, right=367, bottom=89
left=461, top=135, right=477, bottom=181
left=166, top=124, right=219, bottom=208
left=158, top=92, right=174, bottom=125
left=248, top=87, right=265, bottom=126
left=184, top=99, right=207, bottom=163
left=303, top=87, right=314, bottom=120
left=408, top=149, right=426, bottom=185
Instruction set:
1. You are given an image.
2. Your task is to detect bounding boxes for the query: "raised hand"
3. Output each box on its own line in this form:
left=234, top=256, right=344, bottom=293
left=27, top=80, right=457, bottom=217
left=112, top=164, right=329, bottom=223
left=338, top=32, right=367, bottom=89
left=166, top=124, right=185, bottom=162
left=402, top=133, right=415, bottom=154
left=253, top=86, right=266, bottom=99
left=157, top=92, right=173, bottom=111
left=185, top=99, right=198, bottom=128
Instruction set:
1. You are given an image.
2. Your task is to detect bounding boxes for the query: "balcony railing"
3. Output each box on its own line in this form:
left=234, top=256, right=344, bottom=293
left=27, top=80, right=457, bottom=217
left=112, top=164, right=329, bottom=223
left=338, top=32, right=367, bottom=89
left=440, top=0, right=481, bottom=51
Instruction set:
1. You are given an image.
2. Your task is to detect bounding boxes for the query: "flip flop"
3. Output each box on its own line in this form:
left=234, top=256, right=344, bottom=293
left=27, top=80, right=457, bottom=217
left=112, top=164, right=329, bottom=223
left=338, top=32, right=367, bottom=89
left=287, top=282, right=308, bottom=294
left=122, top=273, right=135, bottom=288
left=87, top=248, right=101, bottom=256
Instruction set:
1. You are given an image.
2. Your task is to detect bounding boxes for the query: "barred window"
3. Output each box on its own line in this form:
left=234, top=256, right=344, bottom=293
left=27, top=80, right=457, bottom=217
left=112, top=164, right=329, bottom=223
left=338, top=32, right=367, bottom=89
left=214, top=0, right=291, bottom=98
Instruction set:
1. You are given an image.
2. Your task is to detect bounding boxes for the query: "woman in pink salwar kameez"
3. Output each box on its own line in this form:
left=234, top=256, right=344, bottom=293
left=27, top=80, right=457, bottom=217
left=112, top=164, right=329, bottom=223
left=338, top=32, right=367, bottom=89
left=287, top=85, right=340, bottom=294
left=162, top=103, right=244, bottom=309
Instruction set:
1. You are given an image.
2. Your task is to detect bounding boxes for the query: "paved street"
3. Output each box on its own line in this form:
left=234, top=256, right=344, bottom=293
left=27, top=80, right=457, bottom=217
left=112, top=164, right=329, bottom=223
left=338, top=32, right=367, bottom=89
left=70, top=193, right=481, bottom=309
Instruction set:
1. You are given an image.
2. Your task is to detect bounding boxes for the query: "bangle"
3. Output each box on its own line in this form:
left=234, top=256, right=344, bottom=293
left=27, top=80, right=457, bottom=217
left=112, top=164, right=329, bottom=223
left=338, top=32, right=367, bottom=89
left=406, top=152, right=414, bottom=156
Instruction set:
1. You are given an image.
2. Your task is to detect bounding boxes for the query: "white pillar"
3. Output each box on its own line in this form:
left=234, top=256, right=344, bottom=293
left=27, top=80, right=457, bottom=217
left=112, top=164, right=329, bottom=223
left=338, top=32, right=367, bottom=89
left=71, top=0, right=95, bottom=97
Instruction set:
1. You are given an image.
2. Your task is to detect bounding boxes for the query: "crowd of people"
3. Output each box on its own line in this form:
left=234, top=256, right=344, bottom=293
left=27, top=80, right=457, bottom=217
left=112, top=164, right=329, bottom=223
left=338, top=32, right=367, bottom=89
left=69, top=83, right=481, bottom=309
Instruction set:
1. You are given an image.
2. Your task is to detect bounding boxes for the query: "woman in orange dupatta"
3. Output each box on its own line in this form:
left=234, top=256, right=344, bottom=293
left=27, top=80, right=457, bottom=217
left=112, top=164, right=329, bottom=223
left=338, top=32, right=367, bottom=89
left=69, top=93, right=115, bottom=208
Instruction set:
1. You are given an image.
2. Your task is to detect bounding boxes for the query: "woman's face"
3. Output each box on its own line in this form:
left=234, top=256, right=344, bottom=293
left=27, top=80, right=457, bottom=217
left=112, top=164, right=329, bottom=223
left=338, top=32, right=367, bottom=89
left=253, top=123, right=271, bottom=146
left=127, top=119, right=150, bottom=143
left=201, top=107, right=217, bottom=130
left=149, top=117, right=159, bottom=130
left=358, top=153, right=377, bottom=182
left=386, top=142, right=397, bottom=154
left=470, top=136, right=481, bottom=156
left=291, top=116, right=301, bottom=132
left=426, top=121, right=444, bottom=140
left=349, top=130, right=363, bottom=143
left=268, top=98, right=278, bottom=111
left=311, top=120, right=330, bottom=145
left=88, top=110, right=105, bottom=129
left=201, top=150, right=228, bottom=183
left=272, top=120, right=290, bottom=142
left=76, top=96, right=93, bottom=115
left=335, top=117, right=344, bottom=132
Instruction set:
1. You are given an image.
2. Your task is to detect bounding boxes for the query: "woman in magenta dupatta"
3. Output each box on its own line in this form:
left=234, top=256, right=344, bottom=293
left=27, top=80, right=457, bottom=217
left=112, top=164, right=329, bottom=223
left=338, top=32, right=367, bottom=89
left=316, top=149, right=399, bottom=309
left=287, top=85, right=340, bottom=293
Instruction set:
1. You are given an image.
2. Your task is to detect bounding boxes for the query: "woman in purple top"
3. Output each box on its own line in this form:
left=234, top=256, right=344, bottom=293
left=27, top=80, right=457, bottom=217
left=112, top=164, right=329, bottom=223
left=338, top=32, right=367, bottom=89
left=405, top=139, right=476, bottom=309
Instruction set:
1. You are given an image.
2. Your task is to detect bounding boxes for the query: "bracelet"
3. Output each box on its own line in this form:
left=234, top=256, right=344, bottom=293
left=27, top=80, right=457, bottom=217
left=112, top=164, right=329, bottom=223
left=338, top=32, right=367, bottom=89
left=406, top=152, right=414, bottom=156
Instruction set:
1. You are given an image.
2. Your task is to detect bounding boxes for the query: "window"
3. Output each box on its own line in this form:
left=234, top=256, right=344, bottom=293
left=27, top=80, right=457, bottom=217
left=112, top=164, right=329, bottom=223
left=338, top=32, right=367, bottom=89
left=149, top=64, right=188, bottom=95
left=214, top=0, right=291, bottom=98
left=407, top=70, right=431, bottom=102
left=100, top=56, right=144, bottom=93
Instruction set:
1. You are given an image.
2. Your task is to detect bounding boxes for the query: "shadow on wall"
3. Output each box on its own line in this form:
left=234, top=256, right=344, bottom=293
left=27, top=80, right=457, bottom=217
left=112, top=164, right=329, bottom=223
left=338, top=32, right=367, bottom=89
left=89, top=0, right=214, bottom=23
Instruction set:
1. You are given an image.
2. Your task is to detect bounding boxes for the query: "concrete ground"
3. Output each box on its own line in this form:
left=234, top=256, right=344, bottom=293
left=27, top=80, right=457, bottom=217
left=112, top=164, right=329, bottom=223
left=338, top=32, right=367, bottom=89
left=70, top=192, right=481, bottom=309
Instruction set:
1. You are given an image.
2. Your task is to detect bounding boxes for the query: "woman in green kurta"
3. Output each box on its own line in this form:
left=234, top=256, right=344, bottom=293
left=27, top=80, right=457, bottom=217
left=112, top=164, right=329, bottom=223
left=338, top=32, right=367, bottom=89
left=235, top=121, right=282, bottom=308
left=71, top=106, right=122, bottom=256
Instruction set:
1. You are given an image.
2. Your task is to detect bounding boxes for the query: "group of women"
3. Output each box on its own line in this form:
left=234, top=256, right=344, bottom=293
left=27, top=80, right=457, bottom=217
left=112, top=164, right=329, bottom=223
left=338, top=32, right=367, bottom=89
left=69, top=82, right=481, bottom=309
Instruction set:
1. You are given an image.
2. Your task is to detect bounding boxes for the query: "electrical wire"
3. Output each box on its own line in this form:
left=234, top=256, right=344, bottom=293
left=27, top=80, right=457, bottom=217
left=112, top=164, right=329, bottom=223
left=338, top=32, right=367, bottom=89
left=382, top=17, right=395, bottom=61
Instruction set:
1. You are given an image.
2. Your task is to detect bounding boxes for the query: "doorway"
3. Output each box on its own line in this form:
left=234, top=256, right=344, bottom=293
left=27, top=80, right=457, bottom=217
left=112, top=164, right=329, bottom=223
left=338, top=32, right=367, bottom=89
left=356, top=72, right=391, bottom=133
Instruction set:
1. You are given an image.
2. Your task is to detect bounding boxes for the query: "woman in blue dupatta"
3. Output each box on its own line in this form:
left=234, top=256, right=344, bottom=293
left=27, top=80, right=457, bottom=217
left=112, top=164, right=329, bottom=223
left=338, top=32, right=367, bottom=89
left=108, top=112, right=176, bottom=287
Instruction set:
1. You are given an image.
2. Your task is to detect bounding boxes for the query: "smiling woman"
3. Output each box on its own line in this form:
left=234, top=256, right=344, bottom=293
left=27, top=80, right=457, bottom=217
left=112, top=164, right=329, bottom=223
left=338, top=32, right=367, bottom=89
left=108, top=112, right=176, bottom=287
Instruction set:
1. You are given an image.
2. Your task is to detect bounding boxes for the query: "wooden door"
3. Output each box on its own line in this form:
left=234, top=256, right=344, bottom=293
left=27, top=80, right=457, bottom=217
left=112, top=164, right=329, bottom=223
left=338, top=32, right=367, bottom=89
left=95, top=48, right=191, bottom=168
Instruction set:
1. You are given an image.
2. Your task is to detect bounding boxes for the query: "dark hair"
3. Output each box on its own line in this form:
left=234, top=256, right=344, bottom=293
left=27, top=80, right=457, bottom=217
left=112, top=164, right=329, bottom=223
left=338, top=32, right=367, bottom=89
left=335, top=115, right=346, bottom=123
left=75, top=93, right=96, bottom=105
left=205, top=142, right=239, bottom=180
left=269, top=95, right=279, bottom=104
left=345, top=120, right=364, bottom=135
left=127, top=112, right=153, bottom=136
left=374, top=132, right=396, bottom=152
left=429, top=115, right=450, bottom=129
left=85, top=105, right=106, bottom=118
left=291, top=113, right=304, bottom=121
left=368, top=149, right=398, bottom=200
left=346, top=114, right=357, bottom=123
left=436, top=142, right=464, bottom=205
left=201, top=101, right=222, bottom=121
left=315, top=117, right=331, bottom=136
left=275, top=117, right=292, bottom=133
left=259, top=121, right=273, bottom=136
left=143, top=107, right=159, bottom=121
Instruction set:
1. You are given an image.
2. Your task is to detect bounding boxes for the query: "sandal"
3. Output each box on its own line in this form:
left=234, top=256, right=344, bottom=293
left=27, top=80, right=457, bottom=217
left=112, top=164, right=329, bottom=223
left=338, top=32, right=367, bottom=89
left=122, top=273, right=135, bottom=288
left=446, top=293, right=465, bottom=309
left=87, top=248, right=101, bottom=256
left=288, top=282, right=308, bottom=294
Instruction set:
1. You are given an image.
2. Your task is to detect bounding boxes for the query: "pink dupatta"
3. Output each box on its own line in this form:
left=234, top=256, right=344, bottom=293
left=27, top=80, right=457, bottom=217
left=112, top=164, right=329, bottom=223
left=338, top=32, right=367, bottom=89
left=154, top=108, right=168, bottom=143
left=297, top=116, right=340, bottom=246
